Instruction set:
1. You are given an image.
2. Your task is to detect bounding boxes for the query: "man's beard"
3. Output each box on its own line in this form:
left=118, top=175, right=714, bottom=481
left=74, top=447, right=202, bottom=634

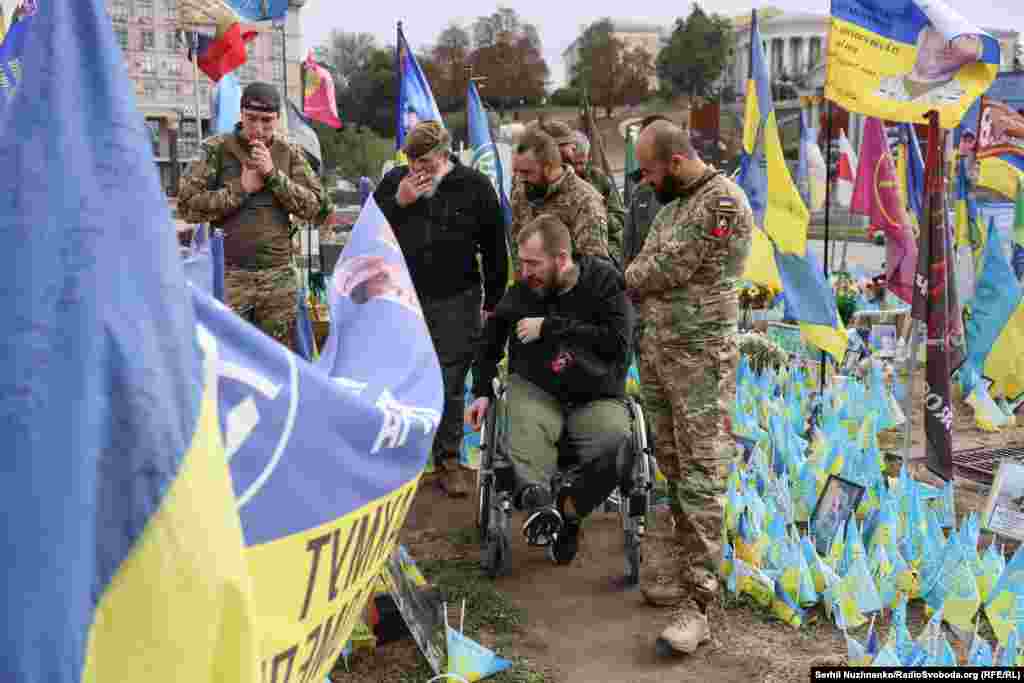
left=421, top=163, right=451, bottom=198
left=524, top=269, right=558, bottom=296
left=653, top=173, right=688, bottom=205
left=525, top=182, right=548, bottom=202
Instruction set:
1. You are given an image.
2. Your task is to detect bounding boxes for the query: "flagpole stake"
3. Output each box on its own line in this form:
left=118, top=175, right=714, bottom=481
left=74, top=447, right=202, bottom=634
left=820, top=99, right=835, bottom=391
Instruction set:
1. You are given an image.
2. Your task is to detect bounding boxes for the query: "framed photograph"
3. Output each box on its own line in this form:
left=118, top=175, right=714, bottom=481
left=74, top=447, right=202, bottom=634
left=870, top=324, right=898, bottom=357
left=810, top=474, right=866, bottom=556
left=981, top=459, right=1024, bottom=542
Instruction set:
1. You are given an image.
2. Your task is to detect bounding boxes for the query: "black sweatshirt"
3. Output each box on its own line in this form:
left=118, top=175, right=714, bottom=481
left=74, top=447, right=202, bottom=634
left=472, top=256, right=634, bottom=405
left=374, top=156, right=509, bottom=310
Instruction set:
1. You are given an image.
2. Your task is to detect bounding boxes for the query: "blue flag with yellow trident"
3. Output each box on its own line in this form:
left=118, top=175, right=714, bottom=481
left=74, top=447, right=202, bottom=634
left=738, top=10, right=847, bottom=363
left=395, top=22, right=442, bottom=156
left=1, top=2, right=444, bottom=681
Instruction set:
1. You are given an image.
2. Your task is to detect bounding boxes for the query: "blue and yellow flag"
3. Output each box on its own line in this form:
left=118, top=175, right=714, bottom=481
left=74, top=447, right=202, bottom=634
left=446, top=627, right=513, bottom=681
left=954, top=155, right=983, bottom=262
left=961, top=218, right=1022, bottom=389
left=212, top=71, right=241, bottom=135
left=3, top=4, right=445, bottom=681
left=738, top=10, right=846, bottom=363
left=0, top=1, right=258, bottom=680
left=395, top=22, right=442, bottom=156
left=825, top=0, right=1000, bottom=129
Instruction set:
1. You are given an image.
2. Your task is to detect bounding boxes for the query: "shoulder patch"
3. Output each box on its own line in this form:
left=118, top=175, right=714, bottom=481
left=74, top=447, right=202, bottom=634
left=710, top=197, right=738, bottom=239
left=715, top=197, right=738, bottom=212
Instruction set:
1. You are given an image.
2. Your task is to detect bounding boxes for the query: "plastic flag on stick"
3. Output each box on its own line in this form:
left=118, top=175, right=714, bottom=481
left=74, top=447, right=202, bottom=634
left=983, top=544, right=1024, bottom=647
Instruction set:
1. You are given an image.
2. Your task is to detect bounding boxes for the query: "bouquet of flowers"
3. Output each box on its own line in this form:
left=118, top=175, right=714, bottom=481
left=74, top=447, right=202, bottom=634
left=739, top=282, right=780, bottom=310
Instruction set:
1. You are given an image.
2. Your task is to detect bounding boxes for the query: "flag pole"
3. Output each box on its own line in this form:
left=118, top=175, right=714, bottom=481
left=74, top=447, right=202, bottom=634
left=820, top=99, right=835, bottom=391
left=192, top=31, right=203, bottom=167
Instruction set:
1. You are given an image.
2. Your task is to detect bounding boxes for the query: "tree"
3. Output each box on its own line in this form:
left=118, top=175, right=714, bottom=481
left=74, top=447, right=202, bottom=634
left=467, top=7, right=548, bottom=115
left=619, top=46, right=655, bottom=107
left=571, top=19, right=624, bottom=118
left=657, top=5, right=732, bottom=101
left=570, top=19, right=655, bottom=118
left=430, top=23, right=471, bottom=111
left=323, top=30, right=377, bottom=88
left=334, top=46, right=398, bottom=138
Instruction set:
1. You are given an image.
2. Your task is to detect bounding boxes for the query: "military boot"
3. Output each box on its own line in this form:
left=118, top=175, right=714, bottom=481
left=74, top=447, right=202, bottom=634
left=436, top=456, right=470, bottom=498
left=657, top=601, right=711, bottom=655
left=640, top=522, right=688, bottom=607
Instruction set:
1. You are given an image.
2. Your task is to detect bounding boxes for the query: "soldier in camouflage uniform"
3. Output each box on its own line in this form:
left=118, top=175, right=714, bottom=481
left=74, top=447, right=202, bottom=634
left=622, top=116, right=673, bottom=271
left=178, top=82, right=323, bottom=351
left=510, top=127, right=610, bottom=274
left=531, top=121, right=625, bottom=266
left=624, top=120, right=754, bottom=655
left=571, top=130, right=626, bottom=266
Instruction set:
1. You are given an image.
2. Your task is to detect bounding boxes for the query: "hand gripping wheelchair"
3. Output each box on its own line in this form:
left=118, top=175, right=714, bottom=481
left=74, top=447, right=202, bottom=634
left=475, top=378, right=655, bottom=584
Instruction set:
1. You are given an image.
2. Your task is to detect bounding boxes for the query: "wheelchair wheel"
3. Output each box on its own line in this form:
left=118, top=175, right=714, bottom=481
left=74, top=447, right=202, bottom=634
left=477, top=471, right=492, bottom=540
left=624, top=530, right=642, bottom=586
left=481, top=527, right=510, bottom=579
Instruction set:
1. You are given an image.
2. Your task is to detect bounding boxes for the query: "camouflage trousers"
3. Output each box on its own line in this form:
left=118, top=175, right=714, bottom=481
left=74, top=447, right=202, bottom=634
left=421, top=288, right=482, bottom=466
left=225, top=264, right=298, bottom=352
left=637, top=332, right=739, bottom=571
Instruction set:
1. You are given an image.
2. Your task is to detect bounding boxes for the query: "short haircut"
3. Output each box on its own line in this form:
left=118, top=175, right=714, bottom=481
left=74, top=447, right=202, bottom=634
left=573, top=130, right=590, bottom=156
left=517, top=214, right=572, bottom=257
left=535, top=118, right=575, bottom=146
left=640, top=114, right=673, bottom=130
left=402, top=121, right=451, bottom=159
left=644, top=120, right=696, bottom=162
left=515, top=128, right=562, bottom=168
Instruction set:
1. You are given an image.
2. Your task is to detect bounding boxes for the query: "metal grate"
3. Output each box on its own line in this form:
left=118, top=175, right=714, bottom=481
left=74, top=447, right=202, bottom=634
left=953, top=446, right=1024, bottom=484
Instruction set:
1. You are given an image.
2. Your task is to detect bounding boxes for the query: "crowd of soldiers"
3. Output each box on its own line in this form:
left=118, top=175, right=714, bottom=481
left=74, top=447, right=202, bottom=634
left=177, top=81, right=756, bottom=658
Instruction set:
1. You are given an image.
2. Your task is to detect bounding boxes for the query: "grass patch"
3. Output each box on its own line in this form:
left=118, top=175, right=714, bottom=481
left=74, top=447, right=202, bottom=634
left=389, top=557, right=549, bottom=682
left=418, top=558, right=525, bottom=636
left=721, top=590, right=818, bottom=632
left=446, top=526, right=481, bottom=548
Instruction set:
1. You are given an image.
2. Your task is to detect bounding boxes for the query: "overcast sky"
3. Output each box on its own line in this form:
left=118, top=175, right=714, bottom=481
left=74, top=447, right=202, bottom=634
left=300, top=0, right=1023, bottom=88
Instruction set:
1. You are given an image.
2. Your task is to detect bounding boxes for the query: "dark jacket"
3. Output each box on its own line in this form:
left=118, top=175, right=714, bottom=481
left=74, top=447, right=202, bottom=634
left=374, top=156, right=508, bottom=310
left=472, top=256, right=634, bottom=405
left=622, top=183, right=662, bottom=271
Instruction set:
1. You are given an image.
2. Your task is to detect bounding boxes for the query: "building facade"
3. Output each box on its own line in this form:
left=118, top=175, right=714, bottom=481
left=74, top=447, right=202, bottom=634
left=562, top=20, right=668, bottom=90
left=105, top=0, right=306, bottom=194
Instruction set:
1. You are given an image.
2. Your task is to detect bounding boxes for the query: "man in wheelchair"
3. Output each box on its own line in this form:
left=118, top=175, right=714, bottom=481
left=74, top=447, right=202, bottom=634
left=465, top=214, right=634, bottom=560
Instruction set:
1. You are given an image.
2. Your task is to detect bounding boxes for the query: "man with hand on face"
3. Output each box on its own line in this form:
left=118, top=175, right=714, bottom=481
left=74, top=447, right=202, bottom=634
left=510, top=126, right=610, bottom=273
left=374, top=121, right=508, bottom=498
left=624, top=120, right=753, bottom=656
left=466, top=214, right=633, bottom=556
left=178, top=81, right=324, bottom=351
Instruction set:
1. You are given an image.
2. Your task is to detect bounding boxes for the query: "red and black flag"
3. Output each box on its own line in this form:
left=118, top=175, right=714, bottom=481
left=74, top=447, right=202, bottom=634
left=912, top=111, right=965, bottom=481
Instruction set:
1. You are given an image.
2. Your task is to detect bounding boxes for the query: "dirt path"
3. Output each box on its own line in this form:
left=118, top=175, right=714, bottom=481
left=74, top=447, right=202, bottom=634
left=392, top=486, right=848, bottom=683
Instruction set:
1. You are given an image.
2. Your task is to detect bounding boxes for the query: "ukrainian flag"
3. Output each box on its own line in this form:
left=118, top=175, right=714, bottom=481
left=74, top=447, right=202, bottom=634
left=738, top=10, right=846, bottom=363
left=1, top=2, right=257, bottom=680
left=954, top=155, right=984, bottom=264
left=395, top=22, right=443, bottom=162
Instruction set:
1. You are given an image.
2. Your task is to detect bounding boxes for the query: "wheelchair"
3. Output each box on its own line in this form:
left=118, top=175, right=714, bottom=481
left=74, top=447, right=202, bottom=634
left=475, top=378, right=655, bottom=585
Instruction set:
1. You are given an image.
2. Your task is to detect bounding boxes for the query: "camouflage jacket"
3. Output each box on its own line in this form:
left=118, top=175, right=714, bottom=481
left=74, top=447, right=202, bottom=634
left=624, top=168, right=754, bottom=344
left=510, top=165, right=610, bottom=260
left=177, top=131, right=323, bottom=228
left=580, top=166, right=625, bottom=265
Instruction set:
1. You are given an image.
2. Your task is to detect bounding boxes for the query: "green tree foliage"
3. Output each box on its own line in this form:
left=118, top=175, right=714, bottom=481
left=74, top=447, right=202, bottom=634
left=571, top=19, right=655, bottom=117
left=657, top=5, right=732, bottom=100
